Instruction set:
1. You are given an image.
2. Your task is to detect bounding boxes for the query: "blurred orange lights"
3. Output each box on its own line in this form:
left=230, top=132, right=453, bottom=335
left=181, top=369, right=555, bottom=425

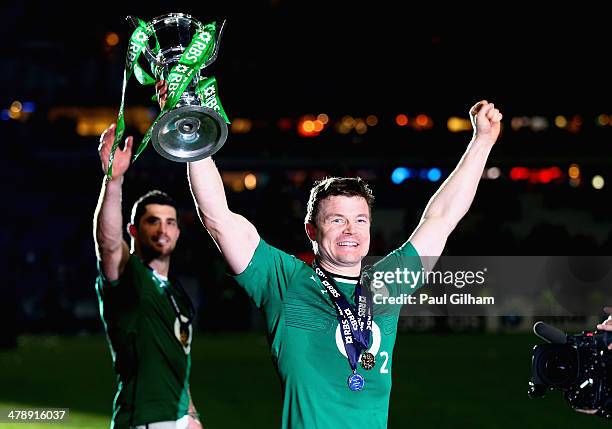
left=313, top=120, right=324, bottom=132
left=415, top=114, right=428, bottom=126
left=414, top=114, right=432, bottom=130
left=568, top=164, right=580, bottom=179
left=231, top=118, right=252, bottom=134
left=447, top=117, right=471, bottom=132
left=341, top=115, right=355, bottom=127
left=366, top=115, right=378, bottom=126
left=244, top=173, right=257, bottom=190
left=105, top=32, right=120, bottom=47
left=298, top=115, right=325, bottom=137
left=10, top=101, right=22, bottom=113
left=554, top=115, right=567, bottom=128
left=395, top=114, right=408, bottom=126
left=394, top=113, right=431, bottom=129
left=597, top=114, right=609, bottom=126
left=302, top=120, right=315, bottom=132
left=354, top=120, right=367, bottom=134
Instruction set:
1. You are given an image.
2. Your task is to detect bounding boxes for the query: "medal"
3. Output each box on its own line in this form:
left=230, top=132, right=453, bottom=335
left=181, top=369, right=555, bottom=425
left=150, top=268, right=195, bottom=352
left=313, top=261, right=374, bottom=391
left=179, top=326, right=190, bottom=347
left=347, top=372, right=365, bottom=391
left=360, top=351, right=376, bottom=370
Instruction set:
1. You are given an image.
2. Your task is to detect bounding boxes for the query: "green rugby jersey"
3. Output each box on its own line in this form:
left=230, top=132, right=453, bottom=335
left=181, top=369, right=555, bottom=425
left=95, top=254, right=192, bottom=429
left=233, top=239, right=422, bottom=429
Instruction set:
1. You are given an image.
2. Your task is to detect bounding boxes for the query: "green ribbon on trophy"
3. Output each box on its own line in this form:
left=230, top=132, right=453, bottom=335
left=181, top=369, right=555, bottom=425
left=107, top=14, right=230, bottom=179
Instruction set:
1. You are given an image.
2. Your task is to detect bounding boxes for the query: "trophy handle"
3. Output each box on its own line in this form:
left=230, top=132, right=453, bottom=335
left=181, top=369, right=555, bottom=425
left=125, top=15, right=163, bottom=69
left=203, top=19, right=226, bottom=69
left=125, top=16, right=226, bottom=71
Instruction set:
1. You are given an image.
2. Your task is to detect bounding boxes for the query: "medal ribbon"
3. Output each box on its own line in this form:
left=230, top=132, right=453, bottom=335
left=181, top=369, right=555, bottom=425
left=107, top=18, right=230, bottom=180
left=312, top=261, right=372, bottom=373
left=149, top=270, right=194, bottom=346
left=106, top=18, right=151, bottom=180
left=196, top=76, right=229, bottom=123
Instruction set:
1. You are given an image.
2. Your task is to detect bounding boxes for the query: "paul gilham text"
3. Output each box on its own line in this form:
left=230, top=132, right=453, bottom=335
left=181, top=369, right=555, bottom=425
left=373, top=293, right=495, bottom=305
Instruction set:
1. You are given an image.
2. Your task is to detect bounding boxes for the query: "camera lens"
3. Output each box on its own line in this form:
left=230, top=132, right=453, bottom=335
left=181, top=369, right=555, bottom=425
left=545, top=354, right=574, bottom=382
left=532, top=344, right=579, bottom=387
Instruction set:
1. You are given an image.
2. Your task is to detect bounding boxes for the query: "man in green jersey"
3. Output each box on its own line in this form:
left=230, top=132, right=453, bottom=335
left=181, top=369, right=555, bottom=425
left=184, top=100, right=502, bottom=428
left=94, top=124, right=203, bottom=429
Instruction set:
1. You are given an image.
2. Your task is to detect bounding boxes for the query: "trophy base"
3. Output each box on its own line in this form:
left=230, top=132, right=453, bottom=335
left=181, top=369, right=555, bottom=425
left=151, top=105, right=228, bottom=162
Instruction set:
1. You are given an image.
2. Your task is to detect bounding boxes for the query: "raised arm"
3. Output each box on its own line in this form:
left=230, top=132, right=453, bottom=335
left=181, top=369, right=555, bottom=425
left=187, top=158, right=259, bottom=274
left=93, top=124, right=133, bottom=281
left=409, top=100, right=502, bottom=267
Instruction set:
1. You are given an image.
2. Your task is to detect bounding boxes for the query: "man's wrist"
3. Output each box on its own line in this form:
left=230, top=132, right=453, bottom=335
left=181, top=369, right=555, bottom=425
left=103, top=175, right=124, bottom=186
left=471, top=134, right=495, bottom=148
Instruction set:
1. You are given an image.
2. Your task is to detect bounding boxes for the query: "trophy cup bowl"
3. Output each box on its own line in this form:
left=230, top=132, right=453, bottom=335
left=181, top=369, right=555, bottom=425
left=128, top=13, right=228, bottom=162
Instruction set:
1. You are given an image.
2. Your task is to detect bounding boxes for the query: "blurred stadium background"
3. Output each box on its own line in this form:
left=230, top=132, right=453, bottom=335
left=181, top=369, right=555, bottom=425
left=2, top=1, right=612, bottom=427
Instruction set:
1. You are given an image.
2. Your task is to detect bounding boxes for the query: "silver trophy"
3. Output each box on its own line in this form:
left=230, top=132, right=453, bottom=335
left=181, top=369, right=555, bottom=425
left=127, top=13, right=228, bottom=162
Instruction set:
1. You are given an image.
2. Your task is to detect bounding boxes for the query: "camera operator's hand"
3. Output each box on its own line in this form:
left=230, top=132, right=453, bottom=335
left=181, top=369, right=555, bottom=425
left=596, top=306, right=612, bottom=350
left=572, top=307, right=612, bottom=415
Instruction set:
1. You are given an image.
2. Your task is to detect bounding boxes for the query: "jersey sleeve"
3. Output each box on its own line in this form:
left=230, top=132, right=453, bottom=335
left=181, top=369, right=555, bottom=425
left=232, top=238, right=300, bottom=308
left=95, top=254, right=140, bottom=299
left=95, top=259, right=121, bottom=298
left=369, top=240, right=423, bottom=314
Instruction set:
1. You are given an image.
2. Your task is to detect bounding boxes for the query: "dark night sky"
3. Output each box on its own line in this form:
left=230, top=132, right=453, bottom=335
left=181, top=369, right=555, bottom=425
left=2, top=1, right=612, bottom=116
